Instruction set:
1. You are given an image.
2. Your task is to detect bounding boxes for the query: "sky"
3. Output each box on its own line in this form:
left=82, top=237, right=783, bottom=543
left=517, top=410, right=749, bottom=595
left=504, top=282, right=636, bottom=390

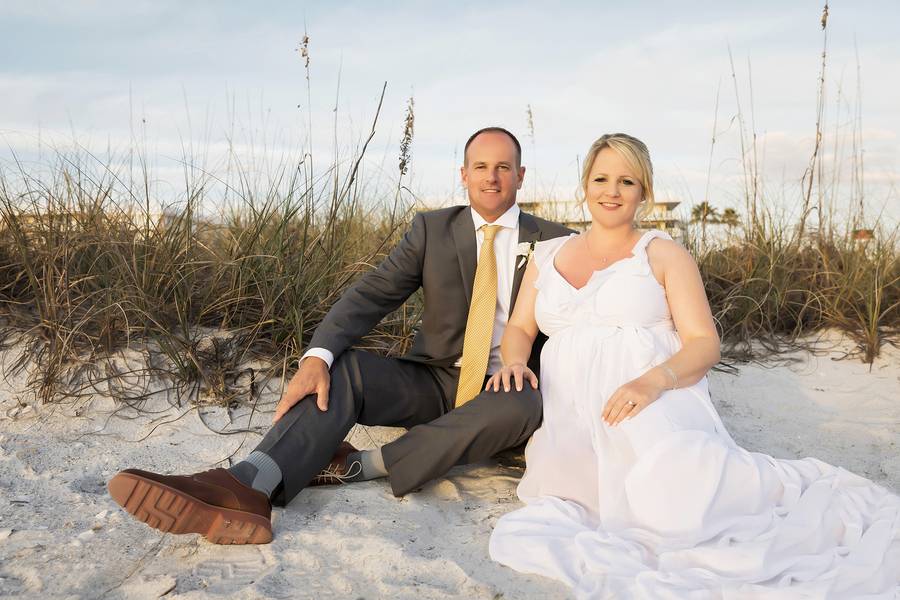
left=1, top=1, right=898, bottom=223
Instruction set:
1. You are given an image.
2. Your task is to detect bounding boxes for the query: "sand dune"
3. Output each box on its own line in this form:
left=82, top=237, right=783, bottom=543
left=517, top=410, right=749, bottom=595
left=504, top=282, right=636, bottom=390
left=1, top=335, right=897, bottom=599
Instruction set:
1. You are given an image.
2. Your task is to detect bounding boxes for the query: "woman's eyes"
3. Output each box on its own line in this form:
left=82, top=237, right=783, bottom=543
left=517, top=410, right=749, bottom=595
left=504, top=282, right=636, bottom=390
left=593, top=177, right=635, bottom=185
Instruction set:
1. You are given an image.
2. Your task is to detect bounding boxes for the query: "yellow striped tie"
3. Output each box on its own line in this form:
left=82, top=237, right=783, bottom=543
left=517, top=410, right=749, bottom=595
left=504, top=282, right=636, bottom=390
left=455, top=224, right=501, bottom=407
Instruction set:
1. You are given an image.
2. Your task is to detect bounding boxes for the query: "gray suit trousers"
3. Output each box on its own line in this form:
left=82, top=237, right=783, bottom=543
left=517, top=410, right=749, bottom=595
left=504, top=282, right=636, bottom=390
left=255, top=350, right=542, bottom=505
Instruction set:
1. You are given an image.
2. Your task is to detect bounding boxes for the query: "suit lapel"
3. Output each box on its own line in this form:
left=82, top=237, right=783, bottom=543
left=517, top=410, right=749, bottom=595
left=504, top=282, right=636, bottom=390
left=510, top=211, right=541, bottom=312
left=450, top=206, right=477, bottom=304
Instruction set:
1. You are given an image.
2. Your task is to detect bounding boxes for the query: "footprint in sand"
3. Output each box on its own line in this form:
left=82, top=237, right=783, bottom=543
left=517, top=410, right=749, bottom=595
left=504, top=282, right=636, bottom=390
left=178, top=551, right=271, bottom=595
left=0, top=572, right=26, bottom=596
left=0, top=566, right=43, bottom=596
left=69, top=472, right=108, bottom=495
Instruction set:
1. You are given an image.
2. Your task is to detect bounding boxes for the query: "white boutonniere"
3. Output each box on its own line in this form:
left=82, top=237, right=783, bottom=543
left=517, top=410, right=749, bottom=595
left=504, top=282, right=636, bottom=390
left=516, top=241, right=536, bottom=269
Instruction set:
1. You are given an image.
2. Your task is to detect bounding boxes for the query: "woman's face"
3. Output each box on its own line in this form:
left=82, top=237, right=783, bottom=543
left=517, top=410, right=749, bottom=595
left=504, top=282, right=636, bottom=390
left=584, top=147, right=644, bottom=228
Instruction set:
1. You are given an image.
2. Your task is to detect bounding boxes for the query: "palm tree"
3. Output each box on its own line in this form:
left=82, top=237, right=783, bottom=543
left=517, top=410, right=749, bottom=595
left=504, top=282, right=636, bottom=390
left=691, top=202, right=720, bottom=245
left=721, top=208, right=740, bottom=228
left=691, top=201, right=720, bottom=224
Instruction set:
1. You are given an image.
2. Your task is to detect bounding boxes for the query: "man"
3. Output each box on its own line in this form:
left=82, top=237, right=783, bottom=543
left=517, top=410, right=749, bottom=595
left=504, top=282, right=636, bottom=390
left=108, top=127, right=572, bottom=544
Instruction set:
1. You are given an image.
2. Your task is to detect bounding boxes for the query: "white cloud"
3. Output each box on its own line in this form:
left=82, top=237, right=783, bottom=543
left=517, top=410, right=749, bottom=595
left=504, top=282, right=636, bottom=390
left=1, top=1, right=897, bottom=222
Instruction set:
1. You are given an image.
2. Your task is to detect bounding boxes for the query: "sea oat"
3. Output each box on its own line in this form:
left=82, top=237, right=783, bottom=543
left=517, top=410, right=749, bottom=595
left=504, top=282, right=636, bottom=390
left=297, top=34, right=310, bottom=70
left=526, top=104, right=535, bottom=145
left=398, top=96, right=415, bottom=178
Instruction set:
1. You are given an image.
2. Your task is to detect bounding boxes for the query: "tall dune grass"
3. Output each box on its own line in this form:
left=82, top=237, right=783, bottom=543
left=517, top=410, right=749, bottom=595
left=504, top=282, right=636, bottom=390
left=1, top=144, right=895, bottom=409
left=688, top=1, right=899, bottom=365
left=686, top=219, right=898, bottom=365
left=1, top=3, right=896, bottom=407
left=0, top=144, right=419, bottom=406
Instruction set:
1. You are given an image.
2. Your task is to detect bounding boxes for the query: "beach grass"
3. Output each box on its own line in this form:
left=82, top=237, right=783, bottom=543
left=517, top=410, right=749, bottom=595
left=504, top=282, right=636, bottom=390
left=1, top=4, right=896, bottom=406
left=686, top=217, right=899, bottom=364
left=0, top=143, right=419, bottom=406
left=0, top=148, right=896, bottom=407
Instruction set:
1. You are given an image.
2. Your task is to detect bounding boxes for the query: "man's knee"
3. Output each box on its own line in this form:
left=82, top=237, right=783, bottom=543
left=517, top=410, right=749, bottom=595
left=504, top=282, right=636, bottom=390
left=479, top=387, right=542, bottom=434
left=327, top=350, right=364, bottom=409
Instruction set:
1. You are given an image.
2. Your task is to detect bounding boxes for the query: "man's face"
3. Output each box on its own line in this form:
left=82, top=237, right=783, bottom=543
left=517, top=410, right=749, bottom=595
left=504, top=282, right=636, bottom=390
left=460, top=132, right=525, bottom=222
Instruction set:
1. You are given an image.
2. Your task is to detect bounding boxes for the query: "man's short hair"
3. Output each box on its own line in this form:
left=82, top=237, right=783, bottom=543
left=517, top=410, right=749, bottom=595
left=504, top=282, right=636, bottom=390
left=463, top=127, right=522, bottom=167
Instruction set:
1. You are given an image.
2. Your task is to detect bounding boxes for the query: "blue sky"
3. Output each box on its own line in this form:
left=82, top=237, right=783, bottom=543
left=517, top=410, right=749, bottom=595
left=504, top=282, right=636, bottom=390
left=1, top=1, right=897, bottom=222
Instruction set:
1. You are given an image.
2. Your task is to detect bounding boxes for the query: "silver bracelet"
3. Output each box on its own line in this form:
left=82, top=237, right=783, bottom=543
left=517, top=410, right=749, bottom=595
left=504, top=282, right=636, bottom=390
left=660, top=365, right=678, bottom=390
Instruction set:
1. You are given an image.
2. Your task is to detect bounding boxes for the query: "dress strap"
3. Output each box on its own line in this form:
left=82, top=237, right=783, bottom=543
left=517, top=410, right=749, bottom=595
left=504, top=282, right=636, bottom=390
left=632, top=229, right=672, bottom=259
left=532, top=234, right=574, bottom=269
left=532, top=234, right=575, bottom=289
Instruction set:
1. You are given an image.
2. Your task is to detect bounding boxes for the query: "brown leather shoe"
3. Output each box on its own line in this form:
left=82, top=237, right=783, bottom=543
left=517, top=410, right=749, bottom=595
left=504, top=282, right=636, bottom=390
left=308, top=441, right=361, bottom=486
left=108, top=468, right=273, bottom=544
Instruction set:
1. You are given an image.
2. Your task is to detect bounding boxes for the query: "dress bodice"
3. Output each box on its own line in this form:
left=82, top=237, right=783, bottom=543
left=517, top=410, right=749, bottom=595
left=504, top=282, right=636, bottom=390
left=532, top=230, right=674, bottom=337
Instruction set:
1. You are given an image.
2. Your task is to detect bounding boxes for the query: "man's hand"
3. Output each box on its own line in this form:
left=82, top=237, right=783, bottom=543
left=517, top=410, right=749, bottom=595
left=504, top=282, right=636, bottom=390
left=273, top=357, right=330, bottom=423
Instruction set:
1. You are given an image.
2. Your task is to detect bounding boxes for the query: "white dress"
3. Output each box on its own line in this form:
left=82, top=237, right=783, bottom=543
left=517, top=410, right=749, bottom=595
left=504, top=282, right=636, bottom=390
left=489, top=231, right=900, bottom=599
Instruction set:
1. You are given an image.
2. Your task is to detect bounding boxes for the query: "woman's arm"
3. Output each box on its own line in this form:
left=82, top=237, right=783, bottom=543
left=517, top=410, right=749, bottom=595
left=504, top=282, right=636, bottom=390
left=487, top=259, right=541, bottom=392
left=603, top=238, right=720, bottom=425
left=501, top=258, right=541, bottom=365
left=648, top=238, right=720, bottom=387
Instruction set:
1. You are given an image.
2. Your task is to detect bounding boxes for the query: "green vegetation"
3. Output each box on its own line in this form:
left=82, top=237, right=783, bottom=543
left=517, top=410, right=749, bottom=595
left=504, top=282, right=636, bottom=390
left=0, top=141, right=420, bottom=406
left=1, top=148, right=895, bottom=408
left=0, top=4, right=895, bottom=408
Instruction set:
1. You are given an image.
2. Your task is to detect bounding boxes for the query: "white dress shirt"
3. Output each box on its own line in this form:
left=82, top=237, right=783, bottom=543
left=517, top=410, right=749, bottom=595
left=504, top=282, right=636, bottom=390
left=303, top=203, right=522, bottom=376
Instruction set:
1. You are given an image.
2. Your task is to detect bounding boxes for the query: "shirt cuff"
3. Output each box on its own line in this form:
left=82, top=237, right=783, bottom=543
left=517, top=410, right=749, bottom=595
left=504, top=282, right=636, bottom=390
left=301, top=347, right=334, bottom=369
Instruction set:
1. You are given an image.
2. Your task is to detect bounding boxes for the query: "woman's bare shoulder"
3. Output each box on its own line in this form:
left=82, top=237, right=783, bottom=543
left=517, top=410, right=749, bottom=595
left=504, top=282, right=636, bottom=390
left=645, top=236, right=699, bottom=286
left=646, top=236, right=693, bottom=264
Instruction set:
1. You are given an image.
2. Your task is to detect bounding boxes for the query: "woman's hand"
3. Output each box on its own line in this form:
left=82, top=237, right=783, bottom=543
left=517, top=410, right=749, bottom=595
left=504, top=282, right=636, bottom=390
left=485, top=363, right=539, bottom=393
left=602, top=375, right=666, bottom=426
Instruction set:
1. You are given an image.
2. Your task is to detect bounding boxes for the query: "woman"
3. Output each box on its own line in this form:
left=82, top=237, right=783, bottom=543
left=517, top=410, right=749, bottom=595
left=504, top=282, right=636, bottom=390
left=487, top=133, right=899, bottom=598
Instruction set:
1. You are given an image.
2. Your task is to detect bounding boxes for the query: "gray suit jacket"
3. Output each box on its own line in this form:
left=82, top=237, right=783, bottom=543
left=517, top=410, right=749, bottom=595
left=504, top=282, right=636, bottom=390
left=308, top=205, right=574, bottom=373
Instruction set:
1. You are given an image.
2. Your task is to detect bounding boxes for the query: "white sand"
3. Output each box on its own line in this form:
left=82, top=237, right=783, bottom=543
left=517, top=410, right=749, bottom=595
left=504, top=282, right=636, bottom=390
left=1, top=335, right=898, bottom=599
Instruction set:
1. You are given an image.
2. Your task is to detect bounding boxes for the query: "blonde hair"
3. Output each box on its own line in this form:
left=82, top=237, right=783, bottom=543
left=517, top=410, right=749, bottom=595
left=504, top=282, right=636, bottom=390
left=580, top=133, right=655, bottom=221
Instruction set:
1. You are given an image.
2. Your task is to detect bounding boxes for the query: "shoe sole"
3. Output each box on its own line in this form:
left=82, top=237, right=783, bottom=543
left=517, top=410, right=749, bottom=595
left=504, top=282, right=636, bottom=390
left=108, top=472, right=273, bottom=545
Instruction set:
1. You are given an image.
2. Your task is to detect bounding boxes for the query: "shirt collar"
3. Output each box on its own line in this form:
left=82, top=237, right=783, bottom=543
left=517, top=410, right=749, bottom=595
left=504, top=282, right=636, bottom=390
left=470, top=203, right=521, bottom=232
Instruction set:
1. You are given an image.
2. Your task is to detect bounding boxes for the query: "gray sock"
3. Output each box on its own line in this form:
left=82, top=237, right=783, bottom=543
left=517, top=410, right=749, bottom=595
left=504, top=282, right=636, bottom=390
left=228, top=451, right=282, bottom=497
left=342, top=448, right=388, bottom=482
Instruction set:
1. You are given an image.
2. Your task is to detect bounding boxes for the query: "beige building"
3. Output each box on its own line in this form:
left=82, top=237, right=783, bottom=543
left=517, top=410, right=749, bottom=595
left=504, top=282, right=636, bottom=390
left=639, top=200, right=685, bottom=238
left=519, top=199, right=685, bottom=238
left=518, top=200, right=590, bottom=232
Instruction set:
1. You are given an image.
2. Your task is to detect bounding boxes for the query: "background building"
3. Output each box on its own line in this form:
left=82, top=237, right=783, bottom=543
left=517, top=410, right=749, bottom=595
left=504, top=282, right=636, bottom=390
left=518, top=199, right=685, bottom=238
